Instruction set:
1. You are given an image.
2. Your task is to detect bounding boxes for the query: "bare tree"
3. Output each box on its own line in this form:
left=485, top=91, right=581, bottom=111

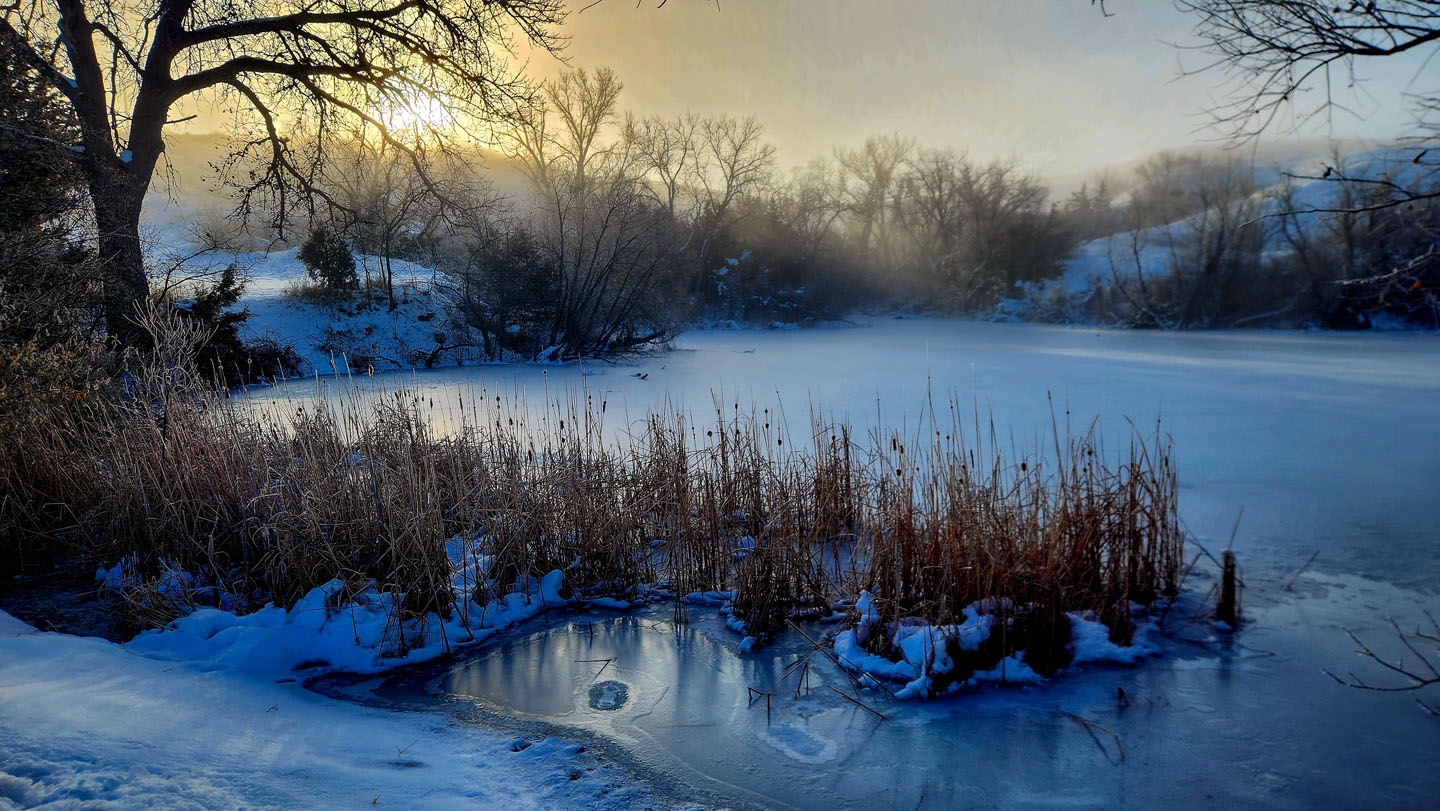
left=836, top=134, right=914, bottom=268
left=326, top=133, right=438, bottom=310
left=1179, top=1, right=1440, bottom=305
left=1272, top=147, right=1370, bottom=312
left=503, top=67, right=681, bottom=358
left=0, top=0, right=564, bottom=344
left=893, top=149, right=1065, bottom=311
left=543, top=66, right=623, bottom=192
left=1179, top=1, right=1440, bottom=143
left=627, top=111, right=702, bottom=218
left=1272, top=146, right=1440, bottom=326
left=695, top=115, right=776, bottom=232
left=688, top=114, right=776, bottom=288
left=893, top=149, right=976, bottom=303
left=1108, top=154, right=1265, bottom=328
left=771, top=157, right=848, bottom=265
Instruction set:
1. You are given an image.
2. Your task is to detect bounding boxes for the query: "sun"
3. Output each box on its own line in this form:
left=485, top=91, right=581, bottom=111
left=379, top=94, right=454, bottom=134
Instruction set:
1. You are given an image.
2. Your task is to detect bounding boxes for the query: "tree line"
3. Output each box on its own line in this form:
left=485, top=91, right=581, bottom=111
left=2, top=0, right=1438, bottom=380
left=278, top=66, right=1079, bottom=360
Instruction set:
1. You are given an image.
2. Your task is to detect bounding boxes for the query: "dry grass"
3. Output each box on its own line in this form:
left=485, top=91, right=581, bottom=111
left=853, top=399, right=1182, bottom=676
left=1, top=358, right=1182, bottom=674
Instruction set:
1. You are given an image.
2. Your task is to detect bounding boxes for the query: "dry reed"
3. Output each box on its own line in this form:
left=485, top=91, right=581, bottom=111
left=1, top=363, right=1182, bottom=675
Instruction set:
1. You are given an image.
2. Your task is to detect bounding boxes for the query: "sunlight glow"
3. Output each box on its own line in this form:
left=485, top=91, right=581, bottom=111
left=378, top=94, right=455, bottom=134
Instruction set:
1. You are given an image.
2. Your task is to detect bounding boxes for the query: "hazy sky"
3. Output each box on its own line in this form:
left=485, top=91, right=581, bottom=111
left=527, top=0, right=1431, bottom=176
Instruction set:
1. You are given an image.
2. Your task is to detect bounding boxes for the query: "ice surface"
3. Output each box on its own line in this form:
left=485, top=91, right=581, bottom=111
left=246, top=317, right=1440, bottom=589
left=326, top=578, right=1440, bottom=809
left=257, top=318, right=1440, bottom=808
left=8, top=318, right=1437, bottom=807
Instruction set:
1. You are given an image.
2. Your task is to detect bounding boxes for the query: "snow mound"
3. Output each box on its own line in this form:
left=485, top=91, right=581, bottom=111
left=0, top=611, right=36, bottom=637
left=126, top=565, right=575, bottom=679
left=832, top=591, right=1161, bottom=699
left=0, top=607, right=656, bottom=808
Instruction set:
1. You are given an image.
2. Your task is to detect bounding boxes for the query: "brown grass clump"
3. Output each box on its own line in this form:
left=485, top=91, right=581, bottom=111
left=2, top=352, right=1182, bottom=676
left=853, top=401, right=1182, bottom=677
left=0, top=306, right=123, bottom=575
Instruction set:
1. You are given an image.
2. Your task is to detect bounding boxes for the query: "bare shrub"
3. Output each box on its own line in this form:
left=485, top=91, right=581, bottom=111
left=1107, top=154, right=1267, bottom=328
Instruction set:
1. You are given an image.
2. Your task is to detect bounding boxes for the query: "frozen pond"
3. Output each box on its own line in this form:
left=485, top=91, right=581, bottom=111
left=262, top=318, right=1440, bottom=807
left=317, top=580, right=1436, bottom=809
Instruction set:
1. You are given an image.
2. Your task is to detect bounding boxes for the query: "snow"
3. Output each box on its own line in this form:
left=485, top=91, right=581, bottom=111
left=3, top=545, right=669, bottom=807
left=968, top=654, right=1042, bottom=685
left=682, top=589, right=735, bottom=606
left=138, top=196, right=490, bottom=376
left=586, top=597, right=632, bottom=611
left=832, top=596, right=1154, bottom=699
left=0, top=612, right=34, bottom=638
left=0, top=540, right=681, bottom=807
left=123, top=565, right=575, bottom=680
left=1023, top=146, right=1440, bottom=322
left=0, top=610, right=662, bottom=809
left=1069, top=612, right=1159, bottom=665
left=232, top=248, right=485, bottom=375
left=94, top=557, right=134, bottom=590
left=834, top=626, right=930, bottom=683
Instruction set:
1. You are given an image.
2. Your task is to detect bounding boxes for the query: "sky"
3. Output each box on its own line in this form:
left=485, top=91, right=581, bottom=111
left=523, top=0, right=1432, bottom=176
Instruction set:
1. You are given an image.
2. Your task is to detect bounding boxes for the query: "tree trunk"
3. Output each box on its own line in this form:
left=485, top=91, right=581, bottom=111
left=52, top=0, right=158, bottom=347
left=383, top=236, right=396, bottom=311
left=93, top=175, right=151, bottom=347
left=53, top=0, right=176, bottom=348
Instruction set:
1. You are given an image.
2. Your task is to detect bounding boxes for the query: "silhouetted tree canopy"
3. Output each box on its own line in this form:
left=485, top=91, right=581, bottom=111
left=0, top=0, right=566, bottom=344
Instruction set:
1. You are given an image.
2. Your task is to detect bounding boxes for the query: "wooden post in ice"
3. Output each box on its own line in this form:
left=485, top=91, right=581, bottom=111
left=1216, top=550, right=1239, bottom=628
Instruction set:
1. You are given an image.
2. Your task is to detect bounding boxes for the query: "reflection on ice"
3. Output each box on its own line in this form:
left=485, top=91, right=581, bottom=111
left=405, top=575, right=1436, bottom=810
left=284, top=320, right=1440, bottom=808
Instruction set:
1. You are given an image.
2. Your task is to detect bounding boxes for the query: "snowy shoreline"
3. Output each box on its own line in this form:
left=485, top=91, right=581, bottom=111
left=0, top=559, right=1166, bottom=810
left=0, top=608, right=668, bottom=809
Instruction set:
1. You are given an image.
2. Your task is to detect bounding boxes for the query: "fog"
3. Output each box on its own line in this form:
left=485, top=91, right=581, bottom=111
left=527, top=0, right=1427, bottom=175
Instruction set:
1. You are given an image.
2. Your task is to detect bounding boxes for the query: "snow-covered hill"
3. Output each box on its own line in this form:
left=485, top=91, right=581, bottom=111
left=140, top=137, right=1435, bottom=363
left=1019, top=145, right=1437, bottom=325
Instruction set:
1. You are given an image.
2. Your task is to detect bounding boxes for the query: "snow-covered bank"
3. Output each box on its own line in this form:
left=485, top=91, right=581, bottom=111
left=1012, top=146, right=1440, bottom=327
left=121, top=568, right=576, bottom=679
left=145, top=143, right=1439, bottom=385
left=231, top=247, right=487, bottom=375
left=0, top=610, right=665, bottom=809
